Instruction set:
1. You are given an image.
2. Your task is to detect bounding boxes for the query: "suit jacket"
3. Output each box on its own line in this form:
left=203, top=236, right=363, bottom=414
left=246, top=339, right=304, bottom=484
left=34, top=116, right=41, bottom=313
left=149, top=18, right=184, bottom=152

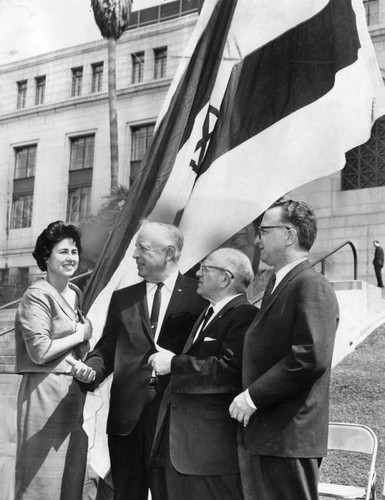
left=242, top=261, right=339, bottom=458
left=152, top=294, right=257, bottom=476
left=373, top=246, right=384, bottom=267
left=15, top=278, right=83, bottom=373
left=84, top=273, right=206, bottom=436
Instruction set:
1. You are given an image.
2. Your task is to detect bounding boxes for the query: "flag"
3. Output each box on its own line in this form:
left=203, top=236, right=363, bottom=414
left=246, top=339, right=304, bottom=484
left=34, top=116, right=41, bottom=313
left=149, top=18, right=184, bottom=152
left=83, top=0, right=385, bottom=478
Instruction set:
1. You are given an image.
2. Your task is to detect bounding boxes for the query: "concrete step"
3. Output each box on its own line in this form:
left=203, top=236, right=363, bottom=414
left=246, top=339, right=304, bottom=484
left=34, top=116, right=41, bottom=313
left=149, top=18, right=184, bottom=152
left=331, top=280, right=385, bottom=366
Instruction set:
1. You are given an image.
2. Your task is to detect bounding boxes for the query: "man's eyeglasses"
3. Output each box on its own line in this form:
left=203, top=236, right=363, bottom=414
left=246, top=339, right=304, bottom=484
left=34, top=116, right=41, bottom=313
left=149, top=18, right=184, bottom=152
left=199, top=262, right=234, bottom=279
left=255, top=225, right=295, bottom=238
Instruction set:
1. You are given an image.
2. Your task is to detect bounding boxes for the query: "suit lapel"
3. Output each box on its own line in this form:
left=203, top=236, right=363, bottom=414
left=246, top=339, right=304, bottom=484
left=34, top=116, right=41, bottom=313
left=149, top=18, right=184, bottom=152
left=133, top=281, right=153, bottom=342
left=257, top=260, right=310, bottom=322
left=186, top=294, right=247, bottom=351
left=182, top=307, right=207, bottom=353
left=157, top=273, right=186, bottom=342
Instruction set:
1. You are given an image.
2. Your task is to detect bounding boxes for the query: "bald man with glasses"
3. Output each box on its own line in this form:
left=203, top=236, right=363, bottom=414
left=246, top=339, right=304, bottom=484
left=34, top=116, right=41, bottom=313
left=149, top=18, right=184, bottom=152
left=149, top=247, right=257, bottom=500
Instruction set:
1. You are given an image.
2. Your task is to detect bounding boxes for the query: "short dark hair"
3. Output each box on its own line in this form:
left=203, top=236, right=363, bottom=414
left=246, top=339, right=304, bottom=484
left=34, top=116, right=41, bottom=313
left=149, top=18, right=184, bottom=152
left=270, top=197, right=317, bottom=251
left=33, top=220, right=82, bottom=271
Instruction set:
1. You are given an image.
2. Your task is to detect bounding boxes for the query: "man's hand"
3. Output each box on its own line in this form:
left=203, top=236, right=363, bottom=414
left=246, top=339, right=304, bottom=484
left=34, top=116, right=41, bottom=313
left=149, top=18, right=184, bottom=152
left=229, top=391, right=257, bottom=427
left=148, top=345, right=175, bottom=375
left=67, top=356, right=96, bottom=384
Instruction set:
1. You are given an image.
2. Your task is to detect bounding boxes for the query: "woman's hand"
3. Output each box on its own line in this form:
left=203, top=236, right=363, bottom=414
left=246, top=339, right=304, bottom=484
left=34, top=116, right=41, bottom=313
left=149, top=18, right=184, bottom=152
left=77, top=317, right=93, bottom=341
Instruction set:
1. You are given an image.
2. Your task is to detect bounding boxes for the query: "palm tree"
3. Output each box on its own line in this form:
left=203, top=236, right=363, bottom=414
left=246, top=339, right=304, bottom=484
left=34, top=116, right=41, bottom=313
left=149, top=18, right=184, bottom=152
left=91, top=0, right=132, bottom=188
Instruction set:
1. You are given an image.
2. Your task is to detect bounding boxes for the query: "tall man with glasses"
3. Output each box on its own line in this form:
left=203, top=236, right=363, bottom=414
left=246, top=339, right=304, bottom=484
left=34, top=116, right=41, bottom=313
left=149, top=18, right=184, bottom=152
left=72, top=221, right=206, bottom=500
left=148, top=248, right=257, bottom=500
left=230, top=197, right=339, bottom=500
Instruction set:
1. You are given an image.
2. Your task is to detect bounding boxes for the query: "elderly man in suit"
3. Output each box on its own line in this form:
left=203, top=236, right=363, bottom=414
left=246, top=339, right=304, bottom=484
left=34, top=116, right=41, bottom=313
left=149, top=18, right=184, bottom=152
left=72, top=221, right=206, bottom=500
left=230, top=198, right=339, bottom=500
left=148, top=247, right=257, bottom=500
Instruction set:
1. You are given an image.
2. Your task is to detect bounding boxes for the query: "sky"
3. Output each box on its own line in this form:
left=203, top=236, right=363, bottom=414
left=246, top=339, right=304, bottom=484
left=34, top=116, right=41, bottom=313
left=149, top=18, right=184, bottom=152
left=0, top=0, right=174, bottom=65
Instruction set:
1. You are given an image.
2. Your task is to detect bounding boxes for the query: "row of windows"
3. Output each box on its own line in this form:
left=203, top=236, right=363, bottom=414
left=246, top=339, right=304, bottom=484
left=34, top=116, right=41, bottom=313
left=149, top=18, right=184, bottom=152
left=10, top=113, right=385, bottom=228
left=16, top=47, right=167, bottom=109
left=10, top=124, right=155, bottom=228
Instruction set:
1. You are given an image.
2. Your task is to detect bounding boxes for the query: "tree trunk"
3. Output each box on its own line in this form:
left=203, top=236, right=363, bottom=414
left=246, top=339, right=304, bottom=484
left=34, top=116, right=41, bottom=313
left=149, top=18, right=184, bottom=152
left=108, top=37, right=119, bottom=189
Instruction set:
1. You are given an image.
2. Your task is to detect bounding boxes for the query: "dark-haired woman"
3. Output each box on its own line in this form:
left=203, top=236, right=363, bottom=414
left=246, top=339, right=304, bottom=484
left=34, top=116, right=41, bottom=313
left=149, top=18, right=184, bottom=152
left=14, top=220, right=94, bottom=500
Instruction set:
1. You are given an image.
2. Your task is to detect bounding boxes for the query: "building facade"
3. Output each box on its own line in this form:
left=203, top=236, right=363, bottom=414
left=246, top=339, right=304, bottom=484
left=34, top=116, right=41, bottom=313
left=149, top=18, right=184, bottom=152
left=0, top=0, right=384, bottom=301
left=0, top=0, right=199, bottom=301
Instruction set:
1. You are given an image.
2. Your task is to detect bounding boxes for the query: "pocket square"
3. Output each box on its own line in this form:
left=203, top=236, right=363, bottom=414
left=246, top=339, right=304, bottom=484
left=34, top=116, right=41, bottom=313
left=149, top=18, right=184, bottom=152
left=203, top=337, right=216, bottom=342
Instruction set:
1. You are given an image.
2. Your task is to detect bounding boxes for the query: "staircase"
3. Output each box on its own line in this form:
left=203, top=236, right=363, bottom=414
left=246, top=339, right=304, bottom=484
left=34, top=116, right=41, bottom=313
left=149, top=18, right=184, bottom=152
left=332, top=280, right=385, bottom=366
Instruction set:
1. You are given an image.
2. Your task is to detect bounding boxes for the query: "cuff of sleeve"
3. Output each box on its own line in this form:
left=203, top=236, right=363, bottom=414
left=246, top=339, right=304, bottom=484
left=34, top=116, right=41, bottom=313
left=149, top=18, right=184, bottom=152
left=245, top=389, right=257, bottom=410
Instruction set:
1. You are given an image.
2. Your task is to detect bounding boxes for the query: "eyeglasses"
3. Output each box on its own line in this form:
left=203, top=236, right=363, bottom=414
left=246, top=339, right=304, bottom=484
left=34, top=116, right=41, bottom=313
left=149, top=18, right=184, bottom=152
left=199, top=262, right=234, bottom=279
left=255, top=225, right=295, bottom=238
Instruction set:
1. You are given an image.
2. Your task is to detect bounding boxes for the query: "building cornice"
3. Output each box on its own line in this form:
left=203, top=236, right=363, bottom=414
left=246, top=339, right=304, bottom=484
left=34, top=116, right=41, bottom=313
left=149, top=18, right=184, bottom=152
left=0, top=78, right=172, bottom=123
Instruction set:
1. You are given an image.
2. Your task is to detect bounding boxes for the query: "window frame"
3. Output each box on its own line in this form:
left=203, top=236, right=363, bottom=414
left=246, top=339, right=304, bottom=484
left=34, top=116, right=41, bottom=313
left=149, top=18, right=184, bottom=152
left=10, top=193, right=33, bottom=229
left=71, top=66, right=83, bottom=97
left=154, top=47, right=167, bottom=79
left=91, top=62, right=104, bottom=93
left=131, top=52, right=145, bottom=84
left=14, top=145, right=37, bottom=179
left=17, top=80, right=27, bottom=109
left=35, top=75, right=46, bottom=105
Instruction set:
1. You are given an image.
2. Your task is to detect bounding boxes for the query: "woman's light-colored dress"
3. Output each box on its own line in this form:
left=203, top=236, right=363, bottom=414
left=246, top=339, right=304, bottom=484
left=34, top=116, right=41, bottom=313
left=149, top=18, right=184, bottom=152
left=14, top=278, right=88, bottom=500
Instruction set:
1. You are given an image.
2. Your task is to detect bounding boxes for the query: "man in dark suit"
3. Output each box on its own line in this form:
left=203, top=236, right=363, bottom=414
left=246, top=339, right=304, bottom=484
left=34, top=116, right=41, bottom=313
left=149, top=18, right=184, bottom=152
left=148, top=247, right=257, bottom=500
left=72, top=221, right=206, bottom=500
left=373, top=240, right=384, bottom=287
left=230, top=198, right=339, bottom=500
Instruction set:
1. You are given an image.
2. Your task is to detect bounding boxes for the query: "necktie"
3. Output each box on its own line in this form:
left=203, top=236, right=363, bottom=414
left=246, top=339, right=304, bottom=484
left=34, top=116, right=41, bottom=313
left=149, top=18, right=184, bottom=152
left=201, top=306, right=214, bottom=330
left=150, top=282, right=164, bottom=332
left=262, top=274, right=276, bottom=306
left=193, top=306, right=214, bottom=343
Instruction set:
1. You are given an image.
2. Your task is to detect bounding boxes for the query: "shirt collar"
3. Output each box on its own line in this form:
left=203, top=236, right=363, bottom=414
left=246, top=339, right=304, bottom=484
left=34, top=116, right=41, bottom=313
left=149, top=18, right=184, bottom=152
left=275, top=257, right=308, bottom=287
left=210, top=293, right=242, bottom=315
left=146, top=269, right=179, bottom=293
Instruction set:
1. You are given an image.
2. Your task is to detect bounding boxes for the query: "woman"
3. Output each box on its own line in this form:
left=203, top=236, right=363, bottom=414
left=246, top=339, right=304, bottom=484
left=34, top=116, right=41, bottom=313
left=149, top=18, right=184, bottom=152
left=14, top=221, right=93, bottom=500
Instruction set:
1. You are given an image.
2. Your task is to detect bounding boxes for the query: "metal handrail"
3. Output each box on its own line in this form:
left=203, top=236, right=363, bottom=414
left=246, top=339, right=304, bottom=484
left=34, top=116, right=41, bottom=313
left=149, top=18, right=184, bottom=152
left=251, top=240, right=358, bottom=306
left=0, top=270, right=93, bottom=337
left=311, top=240, right=357, bottom=280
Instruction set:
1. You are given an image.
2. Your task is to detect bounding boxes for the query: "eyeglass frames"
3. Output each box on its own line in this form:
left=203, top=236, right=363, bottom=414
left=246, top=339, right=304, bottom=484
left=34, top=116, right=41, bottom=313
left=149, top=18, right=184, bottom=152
left=199, top=262, right=234, bottom=279
left=255, top=225, right=296, bottom=238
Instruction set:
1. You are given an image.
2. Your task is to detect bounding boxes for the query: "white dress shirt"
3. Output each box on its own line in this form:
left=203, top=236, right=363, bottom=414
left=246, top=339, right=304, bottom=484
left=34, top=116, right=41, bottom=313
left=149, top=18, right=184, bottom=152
left=146, top=269, right=179, bottom=343
left=193, top=294, right=242, bottom=342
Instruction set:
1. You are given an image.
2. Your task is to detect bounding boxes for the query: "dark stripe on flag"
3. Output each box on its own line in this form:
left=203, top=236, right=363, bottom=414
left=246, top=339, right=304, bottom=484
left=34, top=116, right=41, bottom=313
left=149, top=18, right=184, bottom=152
left=197, top=0, right=360, bottom=176
left=83, top=0, right=237, bottom=311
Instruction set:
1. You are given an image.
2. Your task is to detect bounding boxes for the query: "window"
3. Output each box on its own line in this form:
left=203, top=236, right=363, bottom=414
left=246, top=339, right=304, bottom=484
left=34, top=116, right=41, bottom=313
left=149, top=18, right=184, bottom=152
left=342, top=117, right=385, bottom=190
left=154, top=47, right=167, bottom=79
left=0, top=268, right=9, bottom=286
left=364, top=0, right=379, bottom=25
left=14, top=145, right=36, bottom=179
left=91, top=62, right=104, bottom=93
left=70, top=135, right=95, bottom=171
left=17, top=80, right=27, bottom=109
left=130, top=124, right=154, bottom=184
left=71, top=67, right=83, bottom=97
left=35, top=76, right=46, bottom=105
left=67, top=186, right=91, bottom=223
left=132, top=52, right=144, bottom=83
left=11, top=194, right=33, bottom=229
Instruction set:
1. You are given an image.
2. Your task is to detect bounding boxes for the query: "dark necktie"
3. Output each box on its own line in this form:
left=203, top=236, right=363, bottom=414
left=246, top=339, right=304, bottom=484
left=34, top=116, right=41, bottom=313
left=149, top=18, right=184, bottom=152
left=262, top=274, right=276, bottom=306
left=193, top=306, right=214, bottom=344
left=201, top=306, right=214, bottom=330
left=150, top=282, right=164, bottom=332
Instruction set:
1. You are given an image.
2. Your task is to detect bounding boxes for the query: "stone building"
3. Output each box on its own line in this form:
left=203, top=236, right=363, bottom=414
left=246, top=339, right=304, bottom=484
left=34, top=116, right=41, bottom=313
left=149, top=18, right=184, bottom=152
left=0, top=0, right=384, bottom=301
